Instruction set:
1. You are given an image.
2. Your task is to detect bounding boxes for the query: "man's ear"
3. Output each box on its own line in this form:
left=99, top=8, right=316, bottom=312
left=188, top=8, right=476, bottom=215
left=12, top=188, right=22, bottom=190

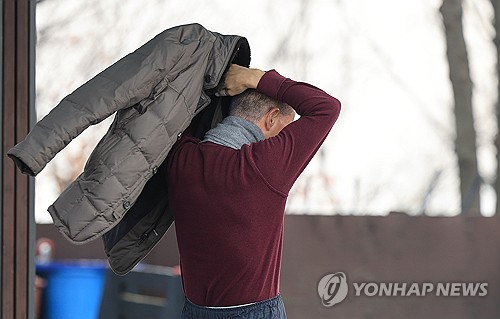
left=265, top=108, right=280, bottom=130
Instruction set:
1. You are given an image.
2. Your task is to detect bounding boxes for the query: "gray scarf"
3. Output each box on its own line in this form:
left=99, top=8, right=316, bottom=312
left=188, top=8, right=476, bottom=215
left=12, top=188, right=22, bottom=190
left=202, top=116, right=265, bottom=149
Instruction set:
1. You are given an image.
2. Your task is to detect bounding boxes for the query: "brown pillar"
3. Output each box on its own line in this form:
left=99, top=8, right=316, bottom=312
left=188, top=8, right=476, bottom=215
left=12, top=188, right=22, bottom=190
left=2, top=1, right=36, bottom=318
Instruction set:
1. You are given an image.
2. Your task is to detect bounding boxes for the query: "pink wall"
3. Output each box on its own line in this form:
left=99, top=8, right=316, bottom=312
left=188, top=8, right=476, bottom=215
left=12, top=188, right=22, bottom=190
left=37, top=214, right=500, bottom=319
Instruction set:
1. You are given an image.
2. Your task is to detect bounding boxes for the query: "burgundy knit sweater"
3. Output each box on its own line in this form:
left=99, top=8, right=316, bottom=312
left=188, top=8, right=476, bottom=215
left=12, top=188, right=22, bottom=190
left=166, top=70, right=341, bottom=307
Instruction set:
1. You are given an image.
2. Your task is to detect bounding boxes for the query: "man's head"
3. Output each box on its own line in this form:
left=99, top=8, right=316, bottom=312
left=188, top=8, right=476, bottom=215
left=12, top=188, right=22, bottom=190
left=229, top=89, right=295, bottom=139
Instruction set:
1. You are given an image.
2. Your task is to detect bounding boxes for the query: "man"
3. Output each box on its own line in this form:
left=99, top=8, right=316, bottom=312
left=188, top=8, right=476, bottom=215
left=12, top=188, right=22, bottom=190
left=166, top=64, right=341, bottom=319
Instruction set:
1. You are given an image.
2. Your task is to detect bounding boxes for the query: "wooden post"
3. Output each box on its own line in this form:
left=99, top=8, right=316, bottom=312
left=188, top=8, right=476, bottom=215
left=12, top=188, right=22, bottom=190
left=1, top=1, right=36, bottom=318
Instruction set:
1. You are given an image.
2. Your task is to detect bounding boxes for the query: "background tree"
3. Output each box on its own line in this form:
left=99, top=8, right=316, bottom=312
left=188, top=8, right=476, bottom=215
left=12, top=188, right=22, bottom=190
left=491, top=0, right=500, bottom=214
left=440, top=0, right=481, bottom=215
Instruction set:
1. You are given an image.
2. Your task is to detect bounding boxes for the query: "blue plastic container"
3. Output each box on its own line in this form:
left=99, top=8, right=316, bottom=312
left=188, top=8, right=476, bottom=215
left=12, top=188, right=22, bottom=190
left=37, top=260, right=106, bottom=319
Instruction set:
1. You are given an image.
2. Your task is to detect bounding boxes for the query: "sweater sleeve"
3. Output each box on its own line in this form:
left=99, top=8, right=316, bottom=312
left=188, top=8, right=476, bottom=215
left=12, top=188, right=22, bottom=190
left=250, top=70, right=341, bottom=195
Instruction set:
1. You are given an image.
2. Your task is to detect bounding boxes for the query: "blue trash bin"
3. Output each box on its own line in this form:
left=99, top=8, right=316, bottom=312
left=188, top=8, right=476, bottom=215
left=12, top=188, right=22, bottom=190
left=37, top=260, right=106, bottom=319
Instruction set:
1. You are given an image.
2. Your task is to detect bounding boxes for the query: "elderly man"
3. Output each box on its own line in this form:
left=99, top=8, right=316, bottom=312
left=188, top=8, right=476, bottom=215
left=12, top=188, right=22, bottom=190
left=166, top=64, right=341, bottom=319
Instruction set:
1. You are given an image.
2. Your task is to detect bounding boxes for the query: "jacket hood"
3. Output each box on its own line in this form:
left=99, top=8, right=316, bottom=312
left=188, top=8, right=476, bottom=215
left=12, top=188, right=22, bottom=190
left=203, top=33, right=251, bottom=91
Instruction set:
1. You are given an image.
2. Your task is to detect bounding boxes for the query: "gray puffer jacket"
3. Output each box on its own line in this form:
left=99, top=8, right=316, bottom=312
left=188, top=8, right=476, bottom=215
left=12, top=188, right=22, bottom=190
left=8, top=23, right=250, bottom=275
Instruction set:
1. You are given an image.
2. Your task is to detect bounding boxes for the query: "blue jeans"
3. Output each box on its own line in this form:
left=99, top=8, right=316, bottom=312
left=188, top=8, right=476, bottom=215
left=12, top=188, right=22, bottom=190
left=181, top=294, right=287, bottom=319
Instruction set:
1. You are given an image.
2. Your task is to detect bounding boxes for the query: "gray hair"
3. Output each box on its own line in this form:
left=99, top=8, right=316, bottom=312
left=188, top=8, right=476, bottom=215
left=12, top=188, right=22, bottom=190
left=229, top=89, right=294, bottom=123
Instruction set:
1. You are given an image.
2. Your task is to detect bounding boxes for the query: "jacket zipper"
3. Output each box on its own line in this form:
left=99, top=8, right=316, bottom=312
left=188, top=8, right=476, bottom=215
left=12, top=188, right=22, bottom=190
left=137, top=216, right=161, bottom=245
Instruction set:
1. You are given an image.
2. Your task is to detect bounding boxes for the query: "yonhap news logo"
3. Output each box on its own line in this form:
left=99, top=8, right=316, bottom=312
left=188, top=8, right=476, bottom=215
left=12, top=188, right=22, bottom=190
left=318, top=272, right=488, bottom=307
left=317, top=272, right=349, bottom=307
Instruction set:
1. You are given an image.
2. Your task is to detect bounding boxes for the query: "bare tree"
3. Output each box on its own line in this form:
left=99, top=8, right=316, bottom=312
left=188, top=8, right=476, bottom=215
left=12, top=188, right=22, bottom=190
left=440, top=0, right=481, bottom=215
left=491, top=0, right=500, bottom=214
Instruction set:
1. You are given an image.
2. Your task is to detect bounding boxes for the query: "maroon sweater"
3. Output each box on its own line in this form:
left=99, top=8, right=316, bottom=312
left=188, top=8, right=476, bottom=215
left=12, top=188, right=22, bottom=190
left=166, top=70, right=341, bottom=306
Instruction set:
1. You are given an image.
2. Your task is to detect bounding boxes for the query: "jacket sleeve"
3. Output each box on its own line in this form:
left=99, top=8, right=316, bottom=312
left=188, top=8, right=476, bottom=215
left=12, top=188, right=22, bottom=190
left=8, top=23, right=211, bottom=176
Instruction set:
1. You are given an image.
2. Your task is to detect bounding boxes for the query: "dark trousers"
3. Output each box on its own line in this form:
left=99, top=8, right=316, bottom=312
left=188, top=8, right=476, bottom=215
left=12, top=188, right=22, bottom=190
left=181, top=294, right=287, bottom=319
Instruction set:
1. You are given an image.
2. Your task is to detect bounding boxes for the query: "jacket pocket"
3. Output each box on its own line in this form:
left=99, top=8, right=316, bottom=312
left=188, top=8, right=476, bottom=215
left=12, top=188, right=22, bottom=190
left=134, top=76, right=170, bottom=114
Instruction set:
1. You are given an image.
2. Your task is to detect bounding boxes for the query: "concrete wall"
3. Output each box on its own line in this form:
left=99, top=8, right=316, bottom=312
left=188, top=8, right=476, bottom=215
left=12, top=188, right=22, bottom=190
left=37, top=214, right=500, bottom=319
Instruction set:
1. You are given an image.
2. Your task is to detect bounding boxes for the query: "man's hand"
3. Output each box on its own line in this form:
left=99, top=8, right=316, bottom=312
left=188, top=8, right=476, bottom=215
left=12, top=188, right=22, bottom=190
left=216, top=64, right=265, bottom=97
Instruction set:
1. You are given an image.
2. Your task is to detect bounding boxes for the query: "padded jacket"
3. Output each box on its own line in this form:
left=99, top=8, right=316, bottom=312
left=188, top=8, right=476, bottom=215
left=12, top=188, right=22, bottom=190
left=7, top=23, right=251, bottom=275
